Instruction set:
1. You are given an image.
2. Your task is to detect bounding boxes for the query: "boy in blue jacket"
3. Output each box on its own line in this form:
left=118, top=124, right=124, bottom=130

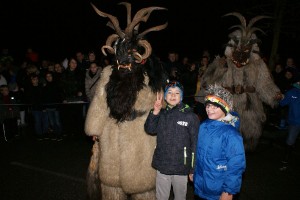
left=191, top=84, right=246, bottom=200
left=278, top=76, right=300, bottom=171
left=144, top=81, right=200, bottom=200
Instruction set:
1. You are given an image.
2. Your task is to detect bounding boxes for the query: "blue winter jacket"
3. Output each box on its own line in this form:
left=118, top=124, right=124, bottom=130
left=194, top=112, right=246, bottom=200
left=279, top=86, right=300, bottom=125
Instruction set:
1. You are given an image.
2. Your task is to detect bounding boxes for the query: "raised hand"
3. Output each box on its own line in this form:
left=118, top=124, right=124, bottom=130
left=153, top=92, right=163, bottom=115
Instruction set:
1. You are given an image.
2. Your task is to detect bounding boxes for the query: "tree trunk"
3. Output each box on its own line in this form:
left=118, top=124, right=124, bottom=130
left=268, top=0, right=286, bottom=70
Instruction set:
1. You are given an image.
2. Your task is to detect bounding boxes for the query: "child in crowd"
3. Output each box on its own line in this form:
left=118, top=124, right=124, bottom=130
left=0, top=85, right=20, bottom=141
left=191, top=84, right=246, bottom=200
left=278, top=76, right=300, bottom=171
left=144, top=81, right=200, bottom=200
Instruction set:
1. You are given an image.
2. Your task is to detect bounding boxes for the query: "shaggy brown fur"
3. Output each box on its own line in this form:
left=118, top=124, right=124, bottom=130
left=201, top=13, right=282, bottom=151
left=85, top=67, right=162, bottom=199
left=85, top=3, right=168, bottom=198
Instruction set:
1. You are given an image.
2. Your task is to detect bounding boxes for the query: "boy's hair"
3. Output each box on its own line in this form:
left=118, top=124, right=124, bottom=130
left=205, top=84, right=233, bottom=114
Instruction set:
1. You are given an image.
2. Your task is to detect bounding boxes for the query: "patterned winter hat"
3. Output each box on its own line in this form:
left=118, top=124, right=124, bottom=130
left=205, top=84, right=233, bottom=114
left=164, top=81, right=184, bottom=101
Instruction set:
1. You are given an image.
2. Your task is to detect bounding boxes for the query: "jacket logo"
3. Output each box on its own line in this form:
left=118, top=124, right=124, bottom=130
left=177, top=121, right=188, bottom=126
left=216, top=165, right=227, bottom=171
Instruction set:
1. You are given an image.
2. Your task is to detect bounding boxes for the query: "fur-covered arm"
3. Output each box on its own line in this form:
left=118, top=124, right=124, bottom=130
left=84, top=66, right=112, bottom=137
left=202, top=56, right=228, bottom=88
left=255, top=60, right=281, bottom=108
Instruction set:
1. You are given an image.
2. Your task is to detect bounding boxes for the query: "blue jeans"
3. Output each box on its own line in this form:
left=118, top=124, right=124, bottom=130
left=46, top=108, right=62, bottom=136
left=286, top=124, right=300, bottom=146
left=31, top=110, right=49, bottom=135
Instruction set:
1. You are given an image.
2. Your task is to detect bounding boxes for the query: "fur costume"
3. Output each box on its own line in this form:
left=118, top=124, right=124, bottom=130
left=201, top=12, right=282, bottom=151
left=85, top=2, right=168, bottom=200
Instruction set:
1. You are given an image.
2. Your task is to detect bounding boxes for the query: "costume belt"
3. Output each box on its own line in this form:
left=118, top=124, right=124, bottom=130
left=224, top=85, right=256, bottom=94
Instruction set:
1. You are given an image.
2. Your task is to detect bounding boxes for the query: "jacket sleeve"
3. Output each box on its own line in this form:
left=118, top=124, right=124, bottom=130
left=144, top=110, right=160, bottom=135
left=223, top=130, right=246, bottom=195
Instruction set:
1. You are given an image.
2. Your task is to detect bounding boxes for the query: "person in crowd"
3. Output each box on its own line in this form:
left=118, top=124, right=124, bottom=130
left=278, top=76, right=300, bottom=171
left=272, top=63, right=285, bottom=91
left=0, top=71, right=8, bottom=86
left=38, top=59, right=50, bottom=86
left=144, top=81, right=200, bottom=200
left=61, top=57, right=85, bottom=102
left=285, top=57, right=299, bottom=77
left=0, top=84, right=20, bottom=140
left=53, top=62, right=65, bottom=83
left=86, top=51, right=99, bottom=68
left=181, top=61, right=198, bottom=107
left=60, top=57, right=85, bottom=136
left=191, top=84, right=246, bottom=200
left=198, top=56, right=209, bottom=79
left=194, top=56, right=211, bottom=122
left=181, top=56, right=190, bottom=71
left=75, top=50, right=89, bottom=70
left=15, top=60, right=29, bottom=126
left=85, top=62, right=102, bottom=102
left=0, top=48, right=14, bottom=66
left=277, top=68, right=298, bottom=129
left=163, top=50, right=185, bottom=79
left=42, top=71, right=63, bottom=141
left=25, top=47, right=39, bottom=64
left=24, top=74, right=48, bottom=140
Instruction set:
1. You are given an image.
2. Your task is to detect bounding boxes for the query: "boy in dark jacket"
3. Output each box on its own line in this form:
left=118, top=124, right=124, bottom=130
left=144, top=81, right=200, bottom=200
left=191, top=84, right=246, bottom=200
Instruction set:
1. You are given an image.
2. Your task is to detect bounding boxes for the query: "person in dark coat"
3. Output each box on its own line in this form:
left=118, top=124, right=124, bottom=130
left=24, top=74, right=48, bottom=140
left=42, top=71, right=63, bottom=141
left=144, top=81, right=200, bottom=200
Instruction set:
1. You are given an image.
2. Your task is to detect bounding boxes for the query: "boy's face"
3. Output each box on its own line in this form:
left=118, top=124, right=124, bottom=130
left=205, top=103, right=226, bottom=120
left=165, top=87, right=181, bottom=107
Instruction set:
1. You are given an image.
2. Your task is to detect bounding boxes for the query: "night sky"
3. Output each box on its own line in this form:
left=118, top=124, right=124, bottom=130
left=1, top=0, right=300, bottom=63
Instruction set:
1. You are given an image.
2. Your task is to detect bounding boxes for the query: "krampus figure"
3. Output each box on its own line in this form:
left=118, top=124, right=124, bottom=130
left=201, top=12, right=282, bottom=151
left=84, top=2, right=168, bottom=200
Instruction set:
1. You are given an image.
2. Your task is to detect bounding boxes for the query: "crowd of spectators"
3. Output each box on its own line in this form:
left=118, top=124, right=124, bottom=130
left=0, top=47, right=299, bottom=141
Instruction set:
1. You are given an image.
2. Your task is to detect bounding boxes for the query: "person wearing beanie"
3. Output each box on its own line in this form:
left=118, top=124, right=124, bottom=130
left=144, top=81, right=200, bottom=200
left=191, top=84, right=246, bottom=200
left=278, top=76, right=300, bottom=171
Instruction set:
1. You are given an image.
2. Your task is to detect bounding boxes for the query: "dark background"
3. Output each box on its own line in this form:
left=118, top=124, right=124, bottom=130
left=1, top=0, right=300, bottom=63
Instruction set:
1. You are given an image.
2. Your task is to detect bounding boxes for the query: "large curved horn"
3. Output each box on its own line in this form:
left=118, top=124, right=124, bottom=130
left=223, top=12, right=246, bottom=27
left=118, top=2, right=132, bottom=26
left=247, top=15, right=271, bottom=30
left=247, top=27, right=266, bottom=38
left=125, top=7, right=167, bottom=39
left=136, top=40, right=152, bottom=62
left=101, top=34, right=119, bottom=56
left=91, top=3, right=125, bottom=39
left=138, top=22, right=168, bottom=38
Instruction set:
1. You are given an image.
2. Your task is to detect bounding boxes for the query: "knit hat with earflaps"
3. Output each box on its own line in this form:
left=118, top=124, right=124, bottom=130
left=164, top=81, right=184, bottom=102
left=205, top=84, right=233, bottom=114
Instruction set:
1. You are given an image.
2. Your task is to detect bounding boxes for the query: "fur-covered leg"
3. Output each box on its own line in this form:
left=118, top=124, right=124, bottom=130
left=101, top=184, right=128, bottom=200
left=87, top=142, right=101, bottom=200
left=131, top=189, right=156, bottom=200
left=243, top=137, right=259, bottom=152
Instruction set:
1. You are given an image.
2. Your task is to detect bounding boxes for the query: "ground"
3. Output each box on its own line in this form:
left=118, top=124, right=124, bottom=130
left=1, top=122, right=299, bottom=200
